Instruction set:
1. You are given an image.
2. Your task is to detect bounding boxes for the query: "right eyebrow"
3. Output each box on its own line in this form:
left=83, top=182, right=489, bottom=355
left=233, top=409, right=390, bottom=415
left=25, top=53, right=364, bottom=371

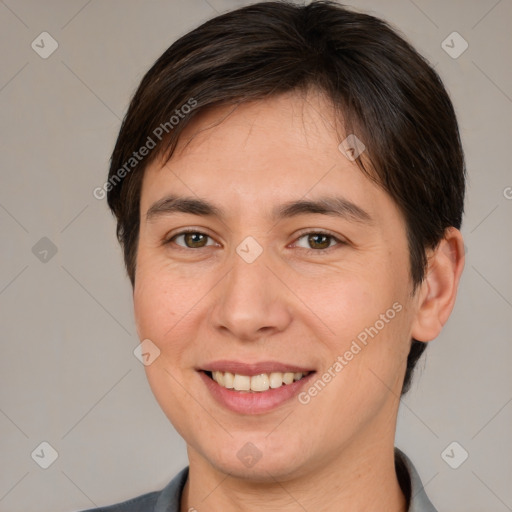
left=146, top=195, right=224, bottom=222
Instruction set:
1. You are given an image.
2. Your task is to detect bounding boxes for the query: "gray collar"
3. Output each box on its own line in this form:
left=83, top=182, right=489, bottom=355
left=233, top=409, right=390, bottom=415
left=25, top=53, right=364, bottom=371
left=155, top=448, right=437, bottom=511
left=395, top=447, right=438, bottom=511
left=155, top=466, right=188, bottom=512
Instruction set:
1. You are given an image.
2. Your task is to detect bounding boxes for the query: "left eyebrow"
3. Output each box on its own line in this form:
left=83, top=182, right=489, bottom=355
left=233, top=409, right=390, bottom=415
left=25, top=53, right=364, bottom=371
left=271, top=197, right=373, bottom=224
left=145, top=194, right=373, bottom=225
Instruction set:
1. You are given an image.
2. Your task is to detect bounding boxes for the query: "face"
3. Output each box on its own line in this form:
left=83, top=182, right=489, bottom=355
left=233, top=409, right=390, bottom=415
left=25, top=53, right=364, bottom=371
left=133, top=89, right=420, bottom=481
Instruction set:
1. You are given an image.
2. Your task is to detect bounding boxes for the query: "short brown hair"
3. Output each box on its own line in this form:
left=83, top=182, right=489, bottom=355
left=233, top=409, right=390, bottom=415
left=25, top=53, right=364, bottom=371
left=106, top=1, right=465, bottom=394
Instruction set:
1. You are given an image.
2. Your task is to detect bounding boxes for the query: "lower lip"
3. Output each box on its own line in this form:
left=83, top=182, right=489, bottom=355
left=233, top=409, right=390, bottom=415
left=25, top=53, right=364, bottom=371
left=199, top=371, right=315, bottom=414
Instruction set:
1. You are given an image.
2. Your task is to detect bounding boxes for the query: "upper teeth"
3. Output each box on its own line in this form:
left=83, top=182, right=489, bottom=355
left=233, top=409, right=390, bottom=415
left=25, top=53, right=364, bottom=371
left=210, top=371, right=309, bottom=392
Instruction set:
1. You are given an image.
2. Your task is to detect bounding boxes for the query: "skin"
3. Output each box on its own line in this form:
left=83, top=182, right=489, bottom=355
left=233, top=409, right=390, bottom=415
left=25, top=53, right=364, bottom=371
left=133, top=88, right=465, bottom=511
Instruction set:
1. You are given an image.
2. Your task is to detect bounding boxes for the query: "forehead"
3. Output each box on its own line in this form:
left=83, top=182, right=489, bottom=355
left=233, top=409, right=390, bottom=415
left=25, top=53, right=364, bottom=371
left=139, top=91, right=399, bottom=227
left=171, top=89, right=342, bottom=165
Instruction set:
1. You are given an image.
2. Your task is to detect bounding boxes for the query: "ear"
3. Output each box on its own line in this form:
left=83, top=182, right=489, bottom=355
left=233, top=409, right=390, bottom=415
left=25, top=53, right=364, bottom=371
left=411, top=227, right=465, bottom=342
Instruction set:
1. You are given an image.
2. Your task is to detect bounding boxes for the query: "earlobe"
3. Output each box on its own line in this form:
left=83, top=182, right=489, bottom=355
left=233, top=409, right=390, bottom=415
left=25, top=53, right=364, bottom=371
left=411, top=227, right=465, bottom=342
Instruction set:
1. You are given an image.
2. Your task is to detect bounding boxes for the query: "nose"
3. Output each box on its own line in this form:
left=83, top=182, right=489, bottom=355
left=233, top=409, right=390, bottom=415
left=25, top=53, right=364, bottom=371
left=211, top=249, right=293, bottom=342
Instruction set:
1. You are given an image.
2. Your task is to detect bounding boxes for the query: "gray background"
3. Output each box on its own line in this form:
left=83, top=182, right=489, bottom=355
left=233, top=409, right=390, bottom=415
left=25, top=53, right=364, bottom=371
left=1, top=0, right=511, bottom=511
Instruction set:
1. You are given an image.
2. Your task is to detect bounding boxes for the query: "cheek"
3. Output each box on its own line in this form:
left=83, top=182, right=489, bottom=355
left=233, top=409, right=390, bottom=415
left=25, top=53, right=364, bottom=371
left=133, top=265, right=198, bottom=434
left=133, top=256, right=212, bottom=382
left=133, top=272, right=168, bottom=339
left=310, top=263, right=398, bottom=339
left=133, top=254, right=198, bottom=340
left=311, top=261, right=412, bottom=398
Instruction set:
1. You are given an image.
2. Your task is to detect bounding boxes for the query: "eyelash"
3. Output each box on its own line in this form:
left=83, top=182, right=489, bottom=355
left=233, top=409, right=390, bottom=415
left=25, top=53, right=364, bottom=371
left=164, top=229, right=346, bottom=255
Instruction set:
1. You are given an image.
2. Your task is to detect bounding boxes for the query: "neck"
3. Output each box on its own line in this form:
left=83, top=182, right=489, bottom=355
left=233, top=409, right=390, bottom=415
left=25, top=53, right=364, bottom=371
left=181, top=430, right=407, bottom=512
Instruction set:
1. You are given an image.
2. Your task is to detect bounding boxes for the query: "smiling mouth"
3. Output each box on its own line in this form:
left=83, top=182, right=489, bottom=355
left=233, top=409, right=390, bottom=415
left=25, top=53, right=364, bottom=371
left=203, top=370, right=313, bottom=392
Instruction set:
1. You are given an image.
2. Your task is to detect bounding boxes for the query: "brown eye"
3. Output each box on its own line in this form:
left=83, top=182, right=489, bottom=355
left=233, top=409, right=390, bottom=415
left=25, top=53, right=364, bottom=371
left=169, top=231, right=215, bottom=249
left=294, top=231, right=345, bottom=253
left=307, top=233, right=332, bottom=250
left=184, top=232, right=207, bottom=248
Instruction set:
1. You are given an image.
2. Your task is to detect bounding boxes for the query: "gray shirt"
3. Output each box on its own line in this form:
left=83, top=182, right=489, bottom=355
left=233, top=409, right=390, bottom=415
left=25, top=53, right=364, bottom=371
left=77, top=447, right=437, bottom=511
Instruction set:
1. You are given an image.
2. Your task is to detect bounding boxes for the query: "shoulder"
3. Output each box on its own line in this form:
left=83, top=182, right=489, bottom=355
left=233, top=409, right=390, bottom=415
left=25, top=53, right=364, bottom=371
left=74, top=467, right=189, bottom=512
left=76, top=490, right=159, bottom=512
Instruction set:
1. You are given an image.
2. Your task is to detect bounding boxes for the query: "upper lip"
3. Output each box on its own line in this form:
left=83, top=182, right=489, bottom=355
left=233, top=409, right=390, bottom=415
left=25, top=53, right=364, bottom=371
left=199, top=360, right=315, bottom=376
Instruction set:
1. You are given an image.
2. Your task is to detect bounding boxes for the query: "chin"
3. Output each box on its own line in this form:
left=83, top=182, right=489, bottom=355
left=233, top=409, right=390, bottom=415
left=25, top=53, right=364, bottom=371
left=215, top=456, right=304, bottom=483
left=203, top=436, right=309, bottom=482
